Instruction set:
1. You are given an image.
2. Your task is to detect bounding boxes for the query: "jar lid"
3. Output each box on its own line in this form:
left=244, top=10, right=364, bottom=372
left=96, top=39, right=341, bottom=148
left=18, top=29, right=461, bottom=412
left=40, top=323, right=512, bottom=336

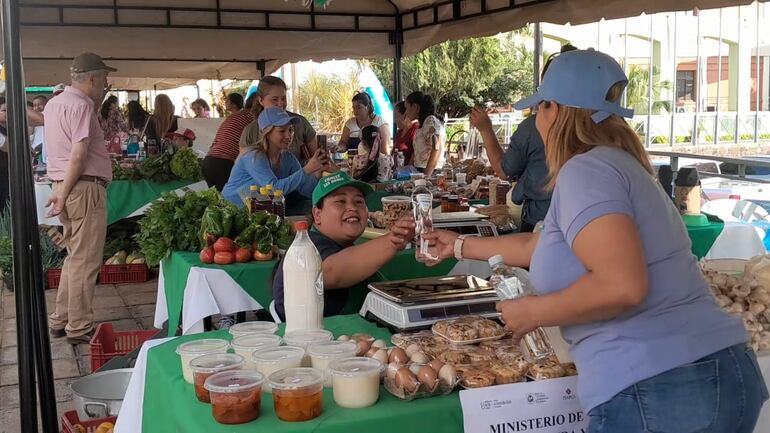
left=252, top=346, right=305, bottom=364
left=307, top=341, right=358, bottom=359
left=268, top=367, right=324, bottom=390
left=189, top=353, right=244, bottom=373
left=175, top=338, right=229, bottom=355
left=229, top=321, right=278, bottom=337
left=328, top=357, right=384, bottom=378
left=204, top=370, right=265, bottom=394
left=284, top=329, right=333, bottom=348
left=230, top=334, right=282, bottom=351
left=381, top=195, right=411, bottom=203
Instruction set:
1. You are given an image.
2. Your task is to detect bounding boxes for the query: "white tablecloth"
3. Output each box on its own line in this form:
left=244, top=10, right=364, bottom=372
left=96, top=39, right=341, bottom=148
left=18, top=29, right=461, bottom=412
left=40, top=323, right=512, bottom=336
left=705, top=221, right=767, bottom=260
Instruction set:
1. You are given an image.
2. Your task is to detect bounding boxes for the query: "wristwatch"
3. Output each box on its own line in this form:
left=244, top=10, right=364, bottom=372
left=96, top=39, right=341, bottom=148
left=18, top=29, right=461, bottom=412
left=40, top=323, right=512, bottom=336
left=454, top=235, right=471, bottom=260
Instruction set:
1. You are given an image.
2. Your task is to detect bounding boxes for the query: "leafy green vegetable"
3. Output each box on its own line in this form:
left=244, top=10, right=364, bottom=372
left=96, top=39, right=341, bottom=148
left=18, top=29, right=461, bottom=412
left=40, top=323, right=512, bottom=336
left=112, top=160, right=141, bottom=181
left=249, top=211, right=270, bottom=226
left=104, top=220, right=140, bottom=259
left=275, top=221, right=294, bottom=250
left=253, top=227, right=273, bottom=253
left=220, top=205, right=239, bottom=238
left=139, top=153, right=175, bottom=183
left=170, top=148, right=202, bottom=181
left=235, top=226, right=256, bottom=247
left=233, top=208, right=250, bottom=234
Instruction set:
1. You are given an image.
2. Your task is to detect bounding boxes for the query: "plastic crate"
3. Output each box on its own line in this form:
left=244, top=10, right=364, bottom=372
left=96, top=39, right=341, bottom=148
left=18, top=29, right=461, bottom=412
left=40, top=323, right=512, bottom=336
left=60, top=410, right=117, bottom=433
left=46, top=268, right=62, bottom=289
left=90, top=322, right=157, bottom=372
left=98, top=263, right=149, bottom=284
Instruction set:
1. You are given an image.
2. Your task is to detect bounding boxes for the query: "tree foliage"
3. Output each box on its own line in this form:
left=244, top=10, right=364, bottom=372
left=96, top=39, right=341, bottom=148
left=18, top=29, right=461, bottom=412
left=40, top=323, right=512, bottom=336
left=368, top=33, right=534, bottom=117
left=296, top=70, right=360, bottom=134
left=625, top=65, right=672, bottom=115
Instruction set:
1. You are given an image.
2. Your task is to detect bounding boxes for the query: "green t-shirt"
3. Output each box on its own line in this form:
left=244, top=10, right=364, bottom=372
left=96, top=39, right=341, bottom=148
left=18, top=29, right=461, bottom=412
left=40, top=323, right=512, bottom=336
left=239, top=110, right=316, bottom=161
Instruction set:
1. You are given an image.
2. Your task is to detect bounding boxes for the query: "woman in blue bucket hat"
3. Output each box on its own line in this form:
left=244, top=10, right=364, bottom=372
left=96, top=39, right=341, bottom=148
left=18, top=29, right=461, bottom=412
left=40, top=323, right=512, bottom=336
left=423, top=49, right=766, bottom=432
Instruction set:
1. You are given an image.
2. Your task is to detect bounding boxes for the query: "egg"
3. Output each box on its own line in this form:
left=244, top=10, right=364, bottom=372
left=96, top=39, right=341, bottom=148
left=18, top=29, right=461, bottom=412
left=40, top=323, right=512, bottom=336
left=337, top=335, right=350, bottom=341
left=352, top=333, right=373, bottom=341
left=408, top=363, right=423, bottom=375
left=373, top=349, right=389, bottom=365
left=417, top=366, right=438, bottom=389
left=357, top=339, right=372, bottom=356
left=438, top=364, right=457, bottom=385
left=428, top=359, right=445, bottom=372
left=405, top=343, right=421, bottom=357
left=395, top=367, right=418, bottom=393
left=371, top=339, right=387, bottom=349
left=365, top=347, right=379, bottom=358
left=389, top=347, right=409, bottom=364
left=386, top=362, right=401, bottom=381
left=410, top=351, right=429, bottom=364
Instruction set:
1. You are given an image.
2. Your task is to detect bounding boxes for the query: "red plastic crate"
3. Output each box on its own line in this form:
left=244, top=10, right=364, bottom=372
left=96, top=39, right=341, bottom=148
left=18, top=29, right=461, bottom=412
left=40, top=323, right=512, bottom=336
left=46, top=268, right=62, bottom=290
left=90, top=322, right=157, bottom=372
left=61, top=410, right=117, bottom=433
left=98, top=263, right=149, bottom=284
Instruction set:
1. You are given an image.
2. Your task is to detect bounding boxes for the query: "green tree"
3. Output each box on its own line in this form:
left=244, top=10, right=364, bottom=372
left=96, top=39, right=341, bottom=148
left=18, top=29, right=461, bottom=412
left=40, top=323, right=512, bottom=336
left=625, top=65, right=672, bottom=115
left=368, top=32, right=534, bottom=117
left=296, top=70, right=360, bottom=134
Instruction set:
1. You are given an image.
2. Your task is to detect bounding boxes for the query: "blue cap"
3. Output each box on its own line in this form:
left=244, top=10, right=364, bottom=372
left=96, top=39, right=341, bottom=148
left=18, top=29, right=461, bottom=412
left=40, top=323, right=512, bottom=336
left=514, top=49, right=634, bottom=123
left=258, top=107, right=300, bottom=130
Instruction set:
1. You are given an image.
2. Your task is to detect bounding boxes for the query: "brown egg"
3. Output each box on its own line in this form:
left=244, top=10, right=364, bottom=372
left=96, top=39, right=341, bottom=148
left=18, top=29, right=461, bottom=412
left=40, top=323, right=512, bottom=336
left=417, top=366, right=438, bottom=389
left=427, top=359, right=445, bottom=372
left=395, top=367, right=418, bottom=393
left=357, top=339, right=372, bottom=356
left=386, top=362, right=401, bottom=381
left=389, top=347, right=409, bottom=364
left=365, top=347, right=379, bottom=358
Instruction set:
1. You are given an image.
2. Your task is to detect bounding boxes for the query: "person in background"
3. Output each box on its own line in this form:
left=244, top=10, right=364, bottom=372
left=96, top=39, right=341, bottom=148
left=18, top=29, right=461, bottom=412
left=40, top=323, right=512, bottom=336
left=170, top=128, right=195, bottom=150
left=272, top=171, right=415, bottom=321
left=470, top=44, right=578, bottom=232
left=350, top=125, right=380, bottom=183
left=406, top=91, right=445, bottom=176
left=191, top=98, right=211, bottom=118
left=98, top=95, right=127, bottom=145
left=145, top=94, right=178, bottom=144
left=393, top=101, right=417, bottom=165
left=239, top=76, right=317, bottom=163
left=225, top=93, right=244, bottom=115
left=32, top=95, right=48, bottom=113
left=423, top=49, right=766, bottom=433
left=52, top=83, right=66, bottom=97
left=338, top=92, right=391, bottom=155
left=126, top=100, right=149, bottom=133
left=44, top=52, right=114, bottom=343
left=202, top=94, right=256, bottom=191
left=0, top=97, right=46, bottom=211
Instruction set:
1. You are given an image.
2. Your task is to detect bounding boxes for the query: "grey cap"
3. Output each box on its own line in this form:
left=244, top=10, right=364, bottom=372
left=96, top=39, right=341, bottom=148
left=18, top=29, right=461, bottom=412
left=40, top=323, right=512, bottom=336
left=70, top=52, right=117, bottom=74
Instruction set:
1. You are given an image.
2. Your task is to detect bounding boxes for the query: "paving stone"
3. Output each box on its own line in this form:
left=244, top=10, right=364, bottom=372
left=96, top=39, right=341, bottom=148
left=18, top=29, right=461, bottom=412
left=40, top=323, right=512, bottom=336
left=118, top=280, right=157, bottom=294
left=94, top=284, right=119, bottom=297
left=121, top=291, right=157, bottom=306
left=129, top=304, right=155, bottom=319
left=1, top=332, right=16, bottom=348
left=93, top=296, right=126, bottom=309
left=2, top=306, right=15, bottom=319
left=2, top=319, right=15, bottom=333
left=103, top=318, right=142, bottom=332
left=51, top=358, right=80, bottom=380
left=0, top=347, right=16, bottom=365
left=92, top=306, right=132, bottom=322
left=75, top=344, right=90, bottom=357
left=137, top=316, right=157, bottom=331
left=1, top=384, right=18, bottom=409
left=77, top=356, right=91, bottom=376
left=49, top=341, right=76, bottom=361
left=0, top=408, right=22, bottom=433
left=0, top=364, right=18, bottom=386
left=53, top=378, right=76, bottom=403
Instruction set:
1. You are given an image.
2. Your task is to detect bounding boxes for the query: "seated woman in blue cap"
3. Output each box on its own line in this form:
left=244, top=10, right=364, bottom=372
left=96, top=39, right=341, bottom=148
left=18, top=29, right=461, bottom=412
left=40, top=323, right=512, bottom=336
left=272, top=172, right=415, bottom=321
left=222, top=107, right=330, bottom=208
left=422, top=49, right=766, bottom=432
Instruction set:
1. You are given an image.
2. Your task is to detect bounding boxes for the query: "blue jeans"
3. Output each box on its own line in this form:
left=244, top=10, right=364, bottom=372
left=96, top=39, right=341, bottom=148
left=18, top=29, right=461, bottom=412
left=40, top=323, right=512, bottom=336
left=588, top=344, right=768, bottom=433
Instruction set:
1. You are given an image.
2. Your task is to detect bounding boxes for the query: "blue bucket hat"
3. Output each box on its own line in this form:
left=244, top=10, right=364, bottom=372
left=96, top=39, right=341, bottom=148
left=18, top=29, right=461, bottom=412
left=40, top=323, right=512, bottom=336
left=258, top=106, right=299, bottom=130
left=514, top=49, right=634, bottom=123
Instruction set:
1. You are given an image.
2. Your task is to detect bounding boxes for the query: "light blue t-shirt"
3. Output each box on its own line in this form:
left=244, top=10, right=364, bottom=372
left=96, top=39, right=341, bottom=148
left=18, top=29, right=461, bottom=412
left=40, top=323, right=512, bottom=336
left=530, top=146, right=746, bottom=412
left=222, top=149, right=317, bottom=207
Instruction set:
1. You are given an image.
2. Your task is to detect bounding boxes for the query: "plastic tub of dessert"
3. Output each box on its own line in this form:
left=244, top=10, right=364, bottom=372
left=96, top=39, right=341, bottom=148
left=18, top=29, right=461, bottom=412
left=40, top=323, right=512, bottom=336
left=284, top=329, right=333, bottom=366
left=190, top=353, right=244, bottom=403
left=228, top=321, right=279, bottom=338
left=231, top=334, right=283, bottom=370
left=269, top=367, right=324, bottom=422
left=205, top=370, right=265, bottom=424
left=252, top=346, right=305, bottom=392
left=307, top=340, right=358, bottom=387
left=383, top=359, right=460, bottom=401
left=329, top=357, right=384, bottom=408
left=176, top=339, right=229, bottom=384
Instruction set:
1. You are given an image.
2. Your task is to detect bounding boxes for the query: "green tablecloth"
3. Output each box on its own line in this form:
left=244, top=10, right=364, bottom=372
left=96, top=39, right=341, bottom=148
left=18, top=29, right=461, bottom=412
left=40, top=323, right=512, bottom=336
left=685, top=215, right=725, bottom=259
left=143, top=314, right=464, bottom=433
left=161, top=247, right=457, bottom=337
left=106, top=179, right=196, bottom=224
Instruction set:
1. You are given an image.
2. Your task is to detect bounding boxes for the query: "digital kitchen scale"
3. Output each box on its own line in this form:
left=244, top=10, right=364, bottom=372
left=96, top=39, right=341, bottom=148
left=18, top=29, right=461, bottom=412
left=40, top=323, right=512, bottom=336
left=433, top=212, right=499, bottom=237
left=359, top=275, right=501, bottom=331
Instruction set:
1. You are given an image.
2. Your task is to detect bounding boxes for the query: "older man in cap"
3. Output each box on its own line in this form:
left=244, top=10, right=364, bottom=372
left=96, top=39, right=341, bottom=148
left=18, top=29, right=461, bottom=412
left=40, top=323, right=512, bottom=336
left=44, top=52, right=115, bottom=343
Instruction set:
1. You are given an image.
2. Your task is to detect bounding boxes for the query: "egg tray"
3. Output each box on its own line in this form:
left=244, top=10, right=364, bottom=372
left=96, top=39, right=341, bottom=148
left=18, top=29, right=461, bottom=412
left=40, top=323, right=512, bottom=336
left=383, top=375, right=461, bottom=401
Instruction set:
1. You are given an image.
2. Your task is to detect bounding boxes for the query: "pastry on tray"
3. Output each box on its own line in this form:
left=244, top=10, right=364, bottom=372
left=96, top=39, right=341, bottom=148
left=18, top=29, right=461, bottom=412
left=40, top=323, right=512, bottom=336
left=461, top=370, right=496, bottom=388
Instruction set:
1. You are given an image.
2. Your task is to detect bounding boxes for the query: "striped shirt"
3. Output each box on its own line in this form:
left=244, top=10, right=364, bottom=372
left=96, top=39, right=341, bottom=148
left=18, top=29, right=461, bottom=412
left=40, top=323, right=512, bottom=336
left=206, top=109, right=255, bottom=161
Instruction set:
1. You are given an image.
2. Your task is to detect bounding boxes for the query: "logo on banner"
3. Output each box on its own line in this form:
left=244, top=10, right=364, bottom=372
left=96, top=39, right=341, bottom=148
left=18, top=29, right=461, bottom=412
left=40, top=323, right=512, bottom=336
left=480, top=399, right=513, bottom=410
left=563, top=388, right=577, bottom=401
left=526, top=392, right=549, bottom=405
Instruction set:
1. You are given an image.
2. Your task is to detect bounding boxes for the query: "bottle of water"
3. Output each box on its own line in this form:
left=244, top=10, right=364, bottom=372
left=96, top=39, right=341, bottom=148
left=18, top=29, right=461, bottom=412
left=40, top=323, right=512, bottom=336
left=412, top=179, right=438, bottom=264
left=488, top=255, right=555, bottom=361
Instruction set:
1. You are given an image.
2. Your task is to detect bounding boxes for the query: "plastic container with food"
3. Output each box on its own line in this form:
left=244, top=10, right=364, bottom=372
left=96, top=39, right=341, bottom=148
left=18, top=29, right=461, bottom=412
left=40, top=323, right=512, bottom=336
left=190, top=353, right=244, bottom=403
left=228, top=321, right=279, bottom=338
left=252, top=346, right=305, bottom=392
left=307, top=341, right=359, bottom=387
left=204, top=370, right=265, bottom=424
left=328, top=357, right=384, bottom=408
left=381, top=195, right=413, bottom=218
left=269, top=367, right=324, bottom=422
left=284, top=329, right=333, bottom=366
left=176, top=339, right=229, bottom=384
left=231, top=334, right=283, bottom=370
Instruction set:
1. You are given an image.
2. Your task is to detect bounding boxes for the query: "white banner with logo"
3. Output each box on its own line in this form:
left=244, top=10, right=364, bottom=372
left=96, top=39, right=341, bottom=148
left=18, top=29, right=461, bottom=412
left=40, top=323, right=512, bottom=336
left=460, top=376, right=588, bottom=433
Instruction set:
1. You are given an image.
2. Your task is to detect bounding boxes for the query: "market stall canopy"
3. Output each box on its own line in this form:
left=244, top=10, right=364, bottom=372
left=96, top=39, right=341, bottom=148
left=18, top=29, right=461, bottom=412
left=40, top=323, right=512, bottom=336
left=5, top=0, right=752, bottom=86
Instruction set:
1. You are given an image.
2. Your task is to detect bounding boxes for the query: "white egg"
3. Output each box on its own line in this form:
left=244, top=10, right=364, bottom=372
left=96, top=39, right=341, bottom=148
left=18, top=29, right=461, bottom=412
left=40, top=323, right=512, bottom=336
left=373, top=349, right=389, bottom=364
left=438, top=364, right=458, bottom=385
left=386, top=362, right=401, bottom=381
left=337, top=335, right=350, bottom=341
left=409, top=363, right=423, bottom=375
left=410, top=352, right=429, bottom=364
left=405, top=343, right=421, bottom=357
left=372, top=339, right=387, bottom=349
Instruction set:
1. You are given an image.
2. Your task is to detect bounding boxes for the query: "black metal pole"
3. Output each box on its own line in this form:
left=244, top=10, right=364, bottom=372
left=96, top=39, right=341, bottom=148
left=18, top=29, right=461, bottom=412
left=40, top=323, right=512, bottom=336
left=533, top=22, right=543, bottom=89
left=393, top=26, right=403, bottom=103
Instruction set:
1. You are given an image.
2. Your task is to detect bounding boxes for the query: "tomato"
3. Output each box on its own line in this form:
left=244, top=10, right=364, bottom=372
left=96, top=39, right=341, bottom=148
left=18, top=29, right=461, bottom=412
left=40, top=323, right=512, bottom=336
left=214, top=251, right=235, bottom=265
left=199, top=248, right=215, bottom=264
left=213, top=237, right=235, bottom=253
left=235, top=247, right=252, bottom=263
left=253, top=249, right=274, bottom=261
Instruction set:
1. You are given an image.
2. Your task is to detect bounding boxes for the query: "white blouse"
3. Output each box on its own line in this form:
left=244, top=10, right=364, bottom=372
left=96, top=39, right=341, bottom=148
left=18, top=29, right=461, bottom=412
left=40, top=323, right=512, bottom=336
left=412, top=115, right=446, bottom=169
